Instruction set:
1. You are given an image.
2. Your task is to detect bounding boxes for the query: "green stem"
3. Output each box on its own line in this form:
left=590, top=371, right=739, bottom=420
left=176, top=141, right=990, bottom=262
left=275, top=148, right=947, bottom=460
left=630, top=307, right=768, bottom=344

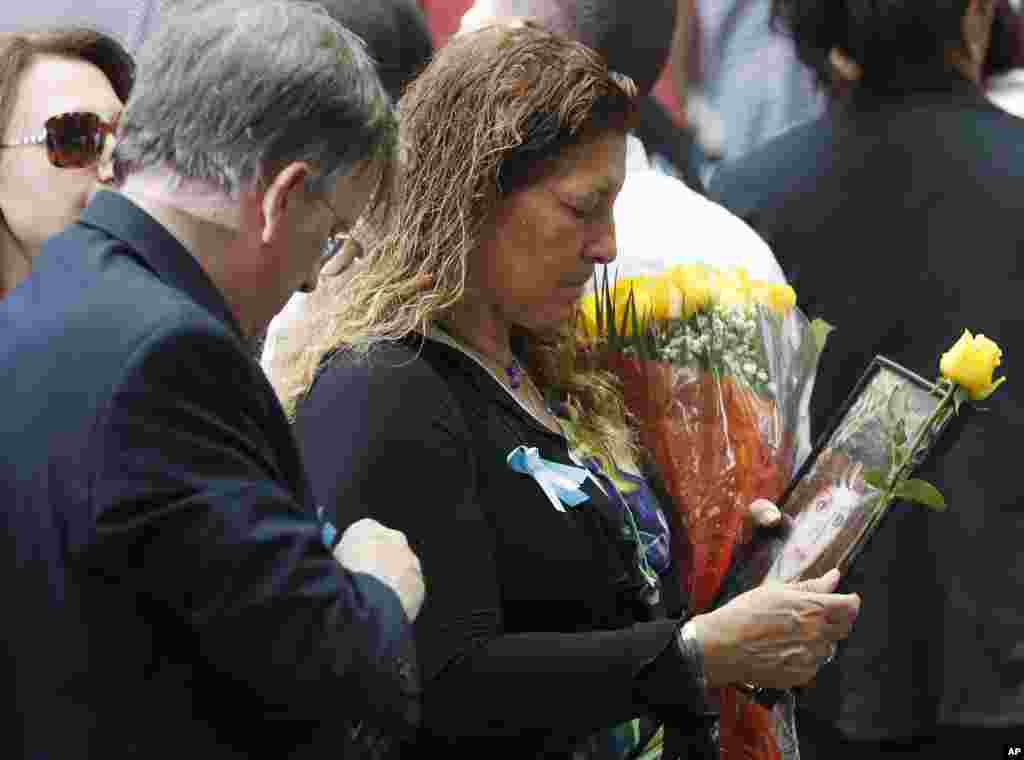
left=885, top=380, right=957, bottom=492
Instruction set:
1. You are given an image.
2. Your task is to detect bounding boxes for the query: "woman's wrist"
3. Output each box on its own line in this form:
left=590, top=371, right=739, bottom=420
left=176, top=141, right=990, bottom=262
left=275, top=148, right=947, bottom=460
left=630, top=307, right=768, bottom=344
left=677, top=619, right=706, bottom=692
left=686, top=613, right=734, bottom=689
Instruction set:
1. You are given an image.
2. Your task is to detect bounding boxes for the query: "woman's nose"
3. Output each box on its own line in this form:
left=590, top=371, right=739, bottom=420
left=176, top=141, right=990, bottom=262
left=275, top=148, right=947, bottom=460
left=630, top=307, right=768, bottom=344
left=585, top=222, right=617, bottom=265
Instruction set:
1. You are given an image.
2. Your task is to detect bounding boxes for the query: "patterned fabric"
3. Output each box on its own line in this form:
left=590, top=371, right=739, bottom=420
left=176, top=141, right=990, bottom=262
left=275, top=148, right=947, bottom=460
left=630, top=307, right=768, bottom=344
left=559, top=418, right=674, bottom=760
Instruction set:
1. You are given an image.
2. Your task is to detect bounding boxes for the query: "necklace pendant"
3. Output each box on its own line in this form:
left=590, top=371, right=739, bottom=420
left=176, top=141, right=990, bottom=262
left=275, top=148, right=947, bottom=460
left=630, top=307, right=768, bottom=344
left=505, top=359, right=523, bottom=390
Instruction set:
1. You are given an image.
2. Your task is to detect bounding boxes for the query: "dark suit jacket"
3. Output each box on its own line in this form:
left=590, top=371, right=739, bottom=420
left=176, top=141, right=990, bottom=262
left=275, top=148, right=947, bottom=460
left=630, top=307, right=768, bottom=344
left=1, top=191, right=418, bottom=758
left=710, top=72, right=1024, bottom=738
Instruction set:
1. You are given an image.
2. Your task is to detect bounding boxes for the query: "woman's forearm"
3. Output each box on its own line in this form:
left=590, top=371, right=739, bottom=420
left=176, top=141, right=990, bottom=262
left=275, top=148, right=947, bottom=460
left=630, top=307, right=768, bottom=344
left=420, top=618, right=708, bottom=739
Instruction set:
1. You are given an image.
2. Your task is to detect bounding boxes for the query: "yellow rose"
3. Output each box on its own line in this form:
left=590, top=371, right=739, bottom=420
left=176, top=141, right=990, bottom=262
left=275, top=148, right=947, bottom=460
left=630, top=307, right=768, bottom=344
left=668, top=264, right=712, bottom=318
left=712, top=269, right=750, bottom=308
left=767, top=283, right=797, bottom=316
left=940, top=330, right=1007, bottom=400
left=648, top=275, right=684, bottom=321
left=749, top=279, right=772, bottom=306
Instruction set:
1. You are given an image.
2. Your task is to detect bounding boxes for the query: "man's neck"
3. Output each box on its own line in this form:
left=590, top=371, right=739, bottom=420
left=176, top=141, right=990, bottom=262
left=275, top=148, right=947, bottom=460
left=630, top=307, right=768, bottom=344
left=118, top=173, right=263, bottom=337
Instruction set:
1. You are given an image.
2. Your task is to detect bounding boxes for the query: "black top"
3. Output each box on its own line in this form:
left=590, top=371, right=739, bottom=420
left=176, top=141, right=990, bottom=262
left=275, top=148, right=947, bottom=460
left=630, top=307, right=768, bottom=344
left=296, top=336, right=712, bottom=757
left=0, top=190, right=418, bottom=758
left=710, top=74, right=1024, bottom=736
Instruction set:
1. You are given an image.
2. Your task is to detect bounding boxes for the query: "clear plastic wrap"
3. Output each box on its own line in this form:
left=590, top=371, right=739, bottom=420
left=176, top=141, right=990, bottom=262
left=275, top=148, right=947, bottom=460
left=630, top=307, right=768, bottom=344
left=579, top=264, right=827, bottom=760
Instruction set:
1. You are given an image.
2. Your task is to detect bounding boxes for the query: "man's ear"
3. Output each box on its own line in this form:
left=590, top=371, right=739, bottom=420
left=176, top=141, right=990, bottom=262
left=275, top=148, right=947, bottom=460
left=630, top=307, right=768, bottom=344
left=261, top=162, right=311, bottom=246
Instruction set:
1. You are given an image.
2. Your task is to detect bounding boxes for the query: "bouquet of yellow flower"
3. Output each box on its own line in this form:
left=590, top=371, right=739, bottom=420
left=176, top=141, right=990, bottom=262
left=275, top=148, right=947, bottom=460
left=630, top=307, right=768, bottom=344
left=578, top=264, right=829, bottom=760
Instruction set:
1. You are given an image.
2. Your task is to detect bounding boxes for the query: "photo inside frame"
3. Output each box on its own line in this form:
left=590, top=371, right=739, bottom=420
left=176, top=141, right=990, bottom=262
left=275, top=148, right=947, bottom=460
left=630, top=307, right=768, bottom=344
left=713, top=357, right=952, bottom=605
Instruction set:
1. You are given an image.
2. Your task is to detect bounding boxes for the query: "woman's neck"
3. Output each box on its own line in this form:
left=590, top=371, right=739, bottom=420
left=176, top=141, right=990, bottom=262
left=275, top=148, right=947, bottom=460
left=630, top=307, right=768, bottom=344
left=443, top=297, right=515, bottom=366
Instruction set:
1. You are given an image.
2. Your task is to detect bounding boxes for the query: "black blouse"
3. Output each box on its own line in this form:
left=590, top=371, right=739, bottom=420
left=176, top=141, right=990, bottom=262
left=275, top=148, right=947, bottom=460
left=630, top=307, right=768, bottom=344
left=296, top=336, right=710, bottom=757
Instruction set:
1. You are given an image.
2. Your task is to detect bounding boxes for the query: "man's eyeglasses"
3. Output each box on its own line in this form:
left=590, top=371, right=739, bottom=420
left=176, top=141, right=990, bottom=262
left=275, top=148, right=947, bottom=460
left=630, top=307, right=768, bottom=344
left=321, top=230, right=352, bottom=265
left=319, top=197, right=354, bottom=265
left=0, top=111, right=118, bottom=169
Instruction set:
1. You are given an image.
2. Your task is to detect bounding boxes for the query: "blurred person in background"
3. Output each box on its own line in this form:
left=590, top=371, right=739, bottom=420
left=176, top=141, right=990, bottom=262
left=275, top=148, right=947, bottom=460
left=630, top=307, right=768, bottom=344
left=693, top=0, right=823, bottom=176
left=0, top=0, right=161, bottom=53
left=0, top=28, right=132, bottom=298
left=710, top=0, right=1024, bottom=755
left=985, top=0, right=1024, bottom=116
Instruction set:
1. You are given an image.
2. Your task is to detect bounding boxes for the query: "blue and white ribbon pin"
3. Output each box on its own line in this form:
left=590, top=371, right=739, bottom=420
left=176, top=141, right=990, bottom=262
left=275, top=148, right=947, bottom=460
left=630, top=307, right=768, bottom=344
left=316, top=506, right=338, bottom=549
left=507, top=445, right=590, bottom=513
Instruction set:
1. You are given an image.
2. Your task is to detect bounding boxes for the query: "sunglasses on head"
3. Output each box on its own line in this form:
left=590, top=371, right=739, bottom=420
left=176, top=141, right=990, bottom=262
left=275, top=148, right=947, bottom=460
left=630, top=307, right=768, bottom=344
left=0, top=111, right=118, bottom=169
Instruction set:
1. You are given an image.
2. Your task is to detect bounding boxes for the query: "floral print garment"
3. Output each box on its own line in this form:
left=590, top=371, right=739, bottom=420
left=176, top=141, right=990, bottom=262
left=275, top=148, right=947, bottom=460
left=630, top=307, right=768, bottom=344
left=559, top=417, right=674, bottom=760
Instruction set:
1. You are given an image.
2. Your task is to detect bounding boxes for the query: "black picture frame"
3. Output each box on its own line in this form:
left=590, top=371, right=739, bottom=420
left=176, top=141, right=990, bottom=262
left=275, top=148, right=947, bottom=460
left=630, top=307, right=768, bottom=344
left=713, top=356, right=952, bottom=608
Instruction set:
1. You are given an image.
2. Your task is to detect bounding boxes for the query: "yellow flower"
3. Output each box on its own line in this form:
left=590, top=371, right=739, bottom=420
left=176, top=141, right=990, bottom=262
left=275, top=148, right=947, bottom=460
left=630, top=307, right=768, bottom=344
left=940, top=330, right=1007, bottom=400
left=668, top=264, right=712, bottom=318
left=748, top=279, right=798, bottom=316
left=648, top=275, right=684, bottom=321
left=767, top=283, right=797, bottom=316
left=711, top=269, right=751, bottom=308
left=749, top=279, right=772, bottom=305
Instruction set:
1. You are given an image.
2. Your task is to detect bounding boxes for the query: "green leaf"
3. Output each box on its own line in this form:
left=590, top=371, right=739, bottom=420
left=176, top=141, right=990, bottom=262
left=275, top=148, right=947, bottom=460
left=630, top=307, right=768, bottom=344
left=895, top=478, right=947, bottom=511
left=862, top=469, right=889, bottom=491
left=893, top=418, right=907, bottom=446
left=810, top=318, right=835, bottom=354
left=629, top=291, right=641, bottom=341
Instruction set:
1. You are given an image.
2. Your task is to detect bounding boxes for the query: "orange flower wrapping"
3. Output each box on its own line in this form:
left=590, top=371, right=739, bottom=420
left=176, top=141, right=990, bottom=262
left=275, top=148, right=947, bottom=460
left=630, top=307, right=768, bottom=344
left=606, top=354, right=791, bottom=760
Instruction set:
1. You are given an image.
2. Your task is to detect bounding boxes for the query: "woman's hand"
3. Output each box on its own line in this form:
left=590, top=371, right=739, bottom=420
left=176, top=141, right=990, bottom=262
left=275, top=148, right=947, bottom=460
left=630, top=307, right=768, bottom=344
left=691, top=568, right=860, bottom=689
left=747, top=498, right=784, bottom=529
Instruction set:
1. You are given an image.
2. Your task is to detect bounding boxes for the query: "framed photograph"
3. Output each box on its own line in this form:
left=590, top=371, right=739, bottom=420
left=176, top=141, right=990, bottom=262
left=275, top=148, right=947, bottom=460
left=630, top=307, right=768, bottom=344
left=715, top=356, right=954, bottom=604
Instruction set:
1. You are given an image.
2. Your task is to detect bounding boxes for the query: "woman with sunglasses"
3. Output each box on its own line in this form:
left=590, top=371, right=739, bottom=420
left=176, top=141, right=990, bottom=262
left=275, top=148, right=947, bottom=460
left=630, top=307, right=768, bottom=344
left=0, top=28, right=132, bottom=298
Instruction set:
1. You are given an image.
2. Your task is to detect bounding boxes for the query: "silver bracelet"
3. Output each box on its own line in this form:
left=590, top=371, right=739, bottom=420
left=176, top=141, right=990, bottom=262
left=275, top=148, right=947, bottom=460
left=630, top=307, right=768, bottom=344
left=677, top=619, right=707, bottom=693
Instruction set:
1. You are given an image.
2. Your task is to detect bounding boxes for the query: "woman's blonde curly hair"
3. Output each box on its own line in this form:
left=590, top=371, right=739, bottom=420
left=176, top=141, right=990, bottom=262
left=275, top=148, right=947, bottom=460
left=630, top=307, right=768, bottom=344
left=273, top=22, right=639, bottom=467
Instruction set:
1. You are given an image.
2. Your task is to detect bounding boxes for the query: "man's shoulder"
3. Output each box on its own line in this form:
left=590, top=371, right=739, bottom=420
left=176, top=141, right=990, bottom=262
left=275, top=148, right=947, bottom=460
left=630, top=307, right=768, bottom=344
left=709, top=117, right=830, bottom=205
left=1, top=225, right=241, bottom=393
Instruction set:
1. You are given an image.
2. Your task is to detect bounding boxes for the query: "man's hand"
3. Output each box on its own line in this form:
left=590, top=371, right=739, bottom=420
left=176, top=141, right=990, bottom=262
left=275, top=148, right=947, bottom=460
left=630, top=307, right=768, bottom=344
left=692, top=568, right=860, bottom=689
left=334, top=518, right=426, bottom=622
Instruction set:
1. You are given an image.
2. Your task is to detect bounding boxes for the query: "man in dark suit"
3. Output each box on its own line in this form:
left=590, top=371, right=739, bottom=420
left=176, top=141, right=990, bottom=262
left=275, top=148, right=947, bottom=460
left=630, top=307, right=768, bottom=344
left=710, top=0, right=1023, bottom=754
left=1, top=2, right=424, bottom=757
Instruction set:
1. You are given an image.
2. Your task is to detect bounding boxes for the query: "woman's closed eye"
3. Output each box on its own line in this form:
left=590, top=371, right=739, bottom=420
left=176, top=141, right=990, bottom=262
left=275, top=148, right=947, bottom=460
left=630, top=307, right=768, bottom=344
left=563, top=196, right=601, bottom=219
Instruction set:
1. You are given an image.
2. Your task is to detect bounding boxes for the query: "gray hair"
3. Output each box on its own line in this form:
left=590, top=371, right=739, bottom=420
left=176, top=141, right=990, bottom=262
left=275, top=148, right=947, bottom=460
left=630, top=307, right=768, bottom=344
left=114, top=0, right=396, bottom=196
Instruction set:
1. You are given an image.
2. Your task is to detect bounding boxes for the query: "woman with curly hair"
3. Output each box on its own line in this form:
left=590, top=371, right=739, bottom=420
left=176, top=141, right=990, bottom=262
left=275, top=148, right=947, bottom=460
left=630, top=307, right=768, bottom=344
left=273, top=23, right=858, bottom=758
